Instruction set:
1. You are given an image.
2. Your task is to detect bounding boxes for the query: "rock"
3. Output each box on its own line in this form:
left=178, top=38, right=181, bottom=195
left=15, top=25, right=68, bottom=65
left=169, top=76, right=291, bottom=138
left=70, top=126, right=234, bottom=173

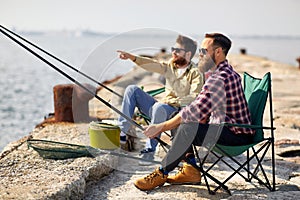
left=0, top=123, right=117, bottom=199
left=275, top=139, right=300, bottom=146
left=1, top=54, right=300, bottom=199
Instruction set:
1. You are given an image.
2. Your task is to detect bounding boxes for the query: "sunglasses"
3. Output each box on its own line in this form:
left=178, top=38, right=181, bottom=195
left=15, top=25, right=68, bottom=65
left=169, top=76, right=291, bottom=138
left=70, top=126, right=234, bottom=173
left=198, top=48, right=208, bottom=55
left=171, top=47, right=186, bottom=53
left=199, top=46, right=222, bottom=55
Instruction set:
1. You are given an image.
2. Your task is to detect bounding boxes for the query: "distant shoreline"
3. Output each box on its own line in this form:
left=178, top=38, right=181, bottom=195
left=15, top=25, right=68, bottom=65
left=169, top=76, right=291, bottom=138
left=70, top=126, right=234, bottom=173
left=17, top=30, right=300, bottom=40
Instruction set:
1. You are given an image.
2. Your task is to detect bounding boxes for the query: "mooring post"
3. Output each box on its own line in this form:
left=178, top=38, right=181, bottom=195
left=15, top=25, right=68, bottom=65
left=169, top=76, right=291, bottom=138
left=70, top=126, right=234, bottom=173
left=53, top=84, right=74, bottom=122
left=240, top=48, right=247, bottom=55
left=296, top=57, right=300, bottom=70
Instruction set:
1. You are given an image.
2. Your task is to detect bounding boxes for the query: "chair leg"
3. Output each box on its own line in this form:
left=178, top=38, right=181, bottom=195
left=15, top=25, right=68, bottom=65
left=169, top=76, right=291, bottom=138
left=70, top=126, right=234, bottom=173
left=271, top=137, right=276, bottom=191
left=212, top=142, right=274, bottom=192
left=210, top=151, right=249, bottom=181
left=192, top=145, right=231, bottom=195
left=193, top=145, right=213, bottom=194
left=190, top=162, right=231, bottom=195
left=247, top=150, right=250, bottom=181
left=250, top=143, right=273, bottom=190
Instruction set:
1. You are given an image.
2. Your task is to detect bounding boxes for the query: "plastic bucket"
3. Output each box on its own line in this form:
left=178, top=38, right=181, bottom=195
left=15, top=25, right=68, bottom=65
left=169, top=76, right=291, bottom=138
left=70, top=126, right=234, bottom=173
left=88, top=121, right=120, bottom=149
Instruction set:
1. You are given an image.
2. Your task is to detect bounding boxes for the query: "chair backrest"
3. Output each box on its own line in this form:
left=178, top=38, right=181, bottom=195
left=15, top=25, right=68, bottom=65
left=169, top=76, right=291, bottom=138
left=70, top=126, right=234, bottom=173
left=243, top=72, right=271, bottom=143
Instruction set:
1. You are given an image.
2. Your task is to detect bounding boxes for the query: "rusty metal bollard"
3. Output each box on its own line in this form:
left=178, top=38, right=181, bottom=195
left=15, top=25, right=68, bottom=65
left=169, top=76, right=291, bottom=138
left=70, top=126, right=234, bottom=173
left=296, top=57, right=300, bottom=70
left=53, top=84, right=74, bottom=122
left=240, top=48, right=247, bottom=55
left=53, top=84, right=96, bottom=122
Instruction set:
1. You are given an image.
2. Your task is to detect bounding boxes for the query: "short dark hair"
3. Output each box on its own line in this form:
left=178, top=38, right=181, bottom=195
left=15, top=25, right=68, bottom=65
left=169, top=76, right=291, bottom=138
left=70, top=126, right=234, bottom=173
left=176, top=35, right=197, bottom=58
left=205, top=33, right=232, bottom=56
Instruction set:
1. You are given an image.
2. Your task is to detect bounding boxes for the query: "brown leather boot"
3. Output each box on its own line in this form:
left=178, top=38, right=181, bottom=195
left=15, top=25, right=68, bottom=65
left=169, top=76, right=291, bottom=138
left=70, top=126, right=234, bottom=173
left=167, top=163, right=201, bottom=185
left=134, top=168, right=168, bottom=191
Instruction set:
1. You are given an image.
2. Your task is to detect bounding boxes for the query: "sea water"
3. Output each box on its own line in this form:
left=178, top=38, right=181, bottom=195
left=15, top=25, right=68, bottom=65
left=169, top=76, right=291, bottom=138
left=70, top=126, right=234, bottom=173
left=0, top=31, right=300, bottom=151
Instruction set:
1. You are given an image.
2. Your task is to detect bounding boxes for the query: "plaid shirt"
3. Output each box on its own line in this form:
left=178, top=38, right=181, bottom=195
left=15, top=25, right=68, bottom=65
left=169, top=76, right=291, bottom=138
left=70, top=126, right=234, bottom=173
left=180, top=60, right=255, bottom=135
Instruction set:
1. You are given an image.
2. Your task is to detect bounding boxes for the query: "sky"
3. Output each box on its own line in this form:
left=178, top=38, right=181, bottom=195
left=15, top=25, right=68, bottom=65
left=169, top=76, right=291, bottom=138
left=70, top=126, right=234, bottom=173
left=1, top=0, right=300, bottom=36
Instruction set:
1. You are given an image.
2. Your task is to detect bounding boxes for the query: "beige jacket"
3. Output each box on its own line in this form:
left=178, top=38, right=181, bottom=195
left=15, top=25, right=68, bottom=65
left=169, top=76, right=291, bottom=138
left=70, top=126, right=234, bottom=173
left=134, top=56, right=204, bottom=107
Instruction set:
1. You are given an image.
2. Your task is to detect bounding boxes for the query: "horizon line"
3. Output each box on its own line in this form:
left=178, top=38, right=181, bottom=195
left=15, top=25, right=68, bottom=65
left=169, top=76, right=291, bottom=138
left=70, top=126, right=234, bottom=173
left=5, top=27, right=300, bottom=39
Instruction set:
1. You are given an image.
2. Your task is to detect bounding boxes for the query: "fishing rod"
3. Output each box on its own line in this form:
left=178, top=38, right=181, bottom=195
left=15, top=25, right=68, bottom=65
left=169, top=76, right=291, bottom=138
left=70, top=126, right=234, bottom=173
left=0, top=25, right=123, bottom=98
left=0, top=26, right=170, bottom=149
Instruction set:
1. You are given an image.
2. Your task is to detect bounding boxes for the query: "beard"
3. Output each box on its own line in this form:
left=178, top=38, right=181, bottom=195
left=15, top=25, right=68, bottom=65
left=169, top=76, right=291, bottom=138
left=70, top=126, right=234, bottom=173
left=198, top=53, right=216, bottom=73
left=173, top=56, right=188, bottom=67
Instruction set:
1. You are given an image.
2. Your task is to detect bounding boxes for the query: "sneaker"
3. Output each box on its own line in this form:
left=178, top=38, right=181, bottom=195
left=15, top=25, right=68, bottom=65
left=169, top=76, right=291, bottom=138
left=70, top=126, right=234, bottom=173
left=167, top=163, right=201, bottom=185
left=138, top=150, right=155, bottom=166
left=134, top=168, right=167, bottom=191
left=140, top=148, right=155, bottom=154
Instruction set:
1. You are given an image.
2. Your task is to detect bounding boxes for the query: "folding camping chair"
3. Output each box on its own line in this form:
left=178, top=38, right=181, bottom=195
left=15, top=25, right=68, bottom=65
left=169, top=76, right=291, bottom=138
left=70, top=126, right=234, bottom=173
left=136, top=86, right=166, bottom=124
left=192, top=72, right=276, bottom=195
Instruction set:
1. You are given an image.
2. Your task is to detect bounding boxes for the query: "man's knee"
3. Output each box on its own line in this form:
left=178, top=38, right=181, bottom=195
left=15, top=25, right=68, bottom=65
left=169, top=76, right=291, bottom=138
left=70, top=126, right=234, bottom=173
left=124, top=85, right=140, bottom=96
left=152, top=102, right=165, bottom=111
left=151, top=102, right=169, bottom=121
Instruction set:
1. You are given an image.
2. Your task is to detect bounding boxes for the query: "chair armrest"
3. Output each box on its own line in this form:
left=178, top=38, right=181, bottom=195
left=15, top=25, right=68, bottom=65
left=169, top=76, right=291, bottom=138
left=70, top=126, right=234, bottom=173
left=221, top=122, right=276, bottom=130
left=146, top=87, right=165, bottom=97
left=136, top=113, right=151, bottom=121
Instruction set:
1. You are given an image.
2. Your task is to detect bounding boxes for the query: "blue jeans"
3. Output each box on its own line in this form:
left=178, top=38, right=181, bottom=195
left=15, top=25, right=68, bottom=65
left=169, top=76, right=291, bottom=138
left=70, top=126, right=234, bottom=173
left=118, top=85, right=178, bottom=151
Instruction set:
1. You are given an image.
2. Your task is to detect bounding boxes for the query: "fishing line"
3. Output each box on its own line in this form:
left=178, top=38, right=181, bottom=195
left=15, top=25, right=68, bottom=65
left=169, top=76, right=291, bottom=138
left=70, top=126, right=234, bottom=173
left=0, top=25, right=123, bottom=98
left=0, top=26, right=170, bottom=149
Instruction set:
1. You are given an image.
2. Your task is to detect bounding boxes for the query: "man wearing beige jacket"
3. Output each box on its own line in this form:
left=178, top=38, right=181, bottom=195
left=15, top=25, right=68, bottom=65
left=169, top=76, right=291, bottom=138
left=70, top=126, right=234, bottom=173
left=117, top=35, right=203, bottom=158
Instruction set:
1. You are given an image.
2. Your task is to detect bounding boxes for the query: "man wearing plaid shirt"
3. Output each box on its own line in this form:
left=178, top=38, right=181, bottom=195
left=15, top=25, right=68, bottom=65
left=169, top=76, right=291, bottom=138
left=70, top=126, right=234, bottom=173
left=134, top=33, right=255, bottom=191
